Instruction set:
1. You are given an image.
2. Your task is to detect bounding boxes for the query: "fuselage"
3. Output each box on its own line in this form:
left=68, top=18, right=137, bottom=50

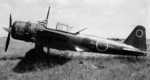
left=10, top=21, right=146, bottom=56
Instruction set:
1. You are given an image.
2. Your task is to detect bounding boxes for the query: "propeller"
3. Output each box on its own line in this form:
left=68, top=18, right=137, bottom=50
left=45, top=7, right=50, bottom=27
left=4, top=14, right=12, bottom=52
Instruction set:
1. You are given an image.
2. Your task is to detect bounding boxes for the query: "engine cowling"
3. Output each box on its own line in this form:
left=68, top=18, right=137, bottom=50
left=11, top=21, right=33, bottom=42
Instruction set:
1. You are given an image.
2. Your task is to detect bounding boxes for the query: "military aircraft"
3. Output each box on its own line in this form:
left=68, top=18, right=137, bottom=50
left=3, top=7, right=147, bottom=57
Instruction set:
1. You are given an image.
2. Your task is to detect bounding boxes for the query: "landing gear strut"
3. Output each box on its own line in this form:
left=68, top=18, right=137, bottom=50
left=25, top=44, right=46, bottom=60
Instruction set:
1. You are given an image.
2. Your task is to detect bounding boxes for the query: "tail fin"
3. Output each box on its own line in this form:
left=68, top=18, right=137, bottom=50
left=124, top=25, right=147, bottom=51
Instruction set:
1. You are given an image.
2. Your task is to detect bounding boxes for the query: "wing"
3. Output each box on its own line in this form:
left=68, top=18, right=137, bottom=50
left=34, top=30, right=76, bottom=51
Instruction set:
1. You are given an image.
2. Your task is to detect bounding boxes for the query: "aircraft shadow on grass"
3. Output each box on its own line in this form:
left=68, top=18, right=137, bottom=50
left=113, top=56, right=147, bottom=63
left=12, top=48, right=71, bottom=73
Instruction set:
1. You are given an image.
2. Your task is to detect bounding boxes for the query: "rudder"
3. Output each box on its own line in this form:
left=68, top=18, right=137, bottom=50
left=124, top=25, right=147, bottom=51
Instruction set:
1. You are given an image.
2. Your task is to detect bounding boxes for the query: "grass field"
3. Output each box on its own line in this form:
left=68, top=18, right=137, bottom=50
left=0, top=37, right=150, bottom=80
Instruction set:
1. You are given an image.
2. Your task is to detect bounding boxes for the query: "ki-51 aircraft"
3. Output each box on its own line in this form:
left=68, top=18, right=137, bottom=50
left=3, top=7, right=147, bottom=57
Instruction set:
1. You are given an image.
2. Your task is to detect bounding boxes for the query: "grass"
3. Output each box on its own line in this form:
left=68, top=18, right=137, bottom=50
left=0, top=37, right=150, bottom=80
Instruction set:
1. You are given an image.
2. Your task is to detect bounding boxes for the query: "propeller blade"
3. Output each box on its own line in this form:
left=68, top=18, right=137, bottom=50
left=10, top=14, right=12, bottom=28
left=5, top=14, right=12, bottom=52
left=5, top=33, right=10, bottom=52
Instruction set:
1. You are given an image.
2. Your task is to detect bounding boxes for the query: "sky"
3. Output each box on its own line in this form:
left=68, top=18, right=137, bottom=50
left=0, top=0, right=150, bottom=39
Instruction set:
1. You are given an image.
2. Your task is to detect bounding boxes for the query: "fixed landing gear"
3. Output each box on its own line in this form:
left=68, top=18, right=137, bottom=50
left=25, top=44, right=48, bottom=60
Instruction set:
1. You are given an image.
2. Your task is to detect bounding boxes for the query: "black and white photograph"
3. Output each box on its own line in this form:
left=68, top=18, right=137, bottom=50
left=0, top=0, right=149, bottom=80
